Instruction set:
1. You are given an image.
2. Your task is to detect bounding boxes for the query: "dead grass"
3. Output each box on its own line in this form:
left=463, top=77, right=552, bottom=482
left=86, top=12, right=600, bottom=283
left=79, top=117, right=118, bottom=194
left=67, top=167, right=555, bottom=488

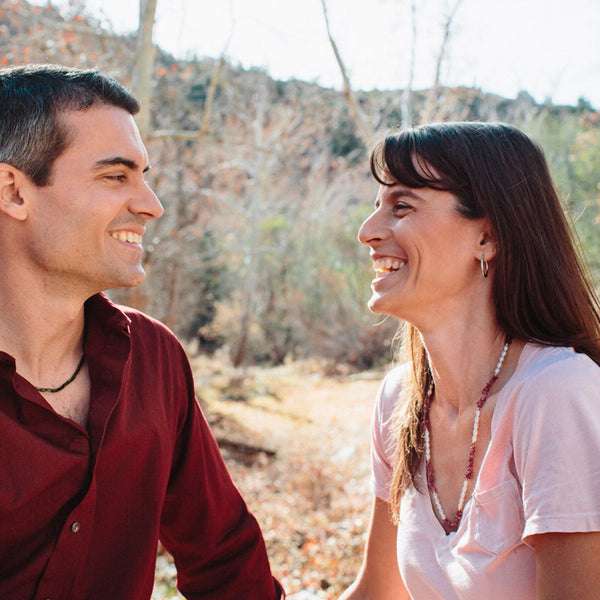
left=152, top=356, right=384, bottom=599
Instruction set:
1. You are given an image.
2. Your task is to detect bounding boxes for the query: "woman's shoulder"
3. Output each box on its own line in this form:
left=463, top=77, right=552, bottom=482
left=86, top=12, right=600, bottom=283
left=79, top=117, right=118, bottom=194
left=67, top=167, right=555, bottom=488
left=380, top=361, right=411, bottom=391
left=506, top=344, right=600, bottom=524
left=506, top=342, right=600, bottom=421
left=377, top=362, right=411, bottom=400
left=373, top=362, right=411, bottom=424
left=515, top=343, right=600, bottom=388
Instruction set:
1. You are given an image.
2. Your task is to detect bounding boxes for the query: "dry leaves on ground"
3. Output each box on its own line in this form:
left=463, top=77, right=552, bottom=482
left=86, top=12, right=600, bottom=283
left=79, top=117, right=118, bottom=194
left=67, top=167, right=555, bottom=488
left=152, top=358, right=384, bottom=599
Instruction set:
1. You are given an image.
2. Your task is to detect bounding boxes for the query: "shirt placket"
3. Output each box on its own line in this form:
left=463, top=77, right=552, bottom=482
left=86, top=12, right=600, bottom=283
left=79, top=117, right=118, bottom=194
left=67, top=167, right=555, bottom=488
left=34, top=475, right=97, bottom=600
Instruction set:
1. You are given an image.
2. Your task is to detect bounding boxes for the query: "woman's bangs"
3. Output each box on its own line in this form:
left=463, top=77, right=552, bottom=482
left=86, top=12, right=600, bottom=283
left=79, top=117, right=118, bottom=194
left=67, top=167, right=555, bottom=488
left=371, top=133, right=449, bottom=190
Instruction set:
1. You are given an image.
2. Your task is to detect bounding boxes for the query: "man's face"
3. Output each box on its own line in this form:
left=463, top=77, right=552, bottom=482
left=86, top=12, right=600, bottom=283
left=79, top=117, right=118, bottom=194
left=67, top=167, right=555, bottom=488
left=21, top=105, right=163, bottom=297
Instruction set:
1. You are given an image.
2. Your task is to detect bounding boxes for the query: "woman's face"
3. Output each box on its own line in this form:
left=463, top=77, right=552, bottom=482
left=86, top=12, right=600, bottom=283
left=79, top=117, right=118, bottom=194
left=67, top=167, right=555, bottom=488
left=358, top=181, right=492, bottom=329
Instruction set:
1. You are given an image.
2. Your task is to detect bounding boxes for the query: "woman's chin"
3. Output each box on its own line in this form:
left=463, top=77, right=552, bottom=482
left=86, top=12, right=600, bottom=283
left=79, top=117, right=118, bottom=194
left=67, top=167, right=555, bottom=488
left=367, top=295, right=390, bottom=315
left=367, top=294, right=411, bottom=322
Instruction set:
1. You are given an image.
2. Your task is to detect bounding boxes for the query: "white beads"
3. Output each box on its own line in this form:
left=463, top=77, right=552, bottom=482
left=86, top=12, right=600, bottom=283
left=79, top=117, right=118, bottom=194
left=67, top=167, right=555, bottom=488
left=494, top=342, right=509, bottom=375
left=432, top=490, right=447, bottom=521
left=424, top=337, right=512, bottom=532
left=471, top=408, right=480, bottom=443
left=457, top=479, right=469, bottom=512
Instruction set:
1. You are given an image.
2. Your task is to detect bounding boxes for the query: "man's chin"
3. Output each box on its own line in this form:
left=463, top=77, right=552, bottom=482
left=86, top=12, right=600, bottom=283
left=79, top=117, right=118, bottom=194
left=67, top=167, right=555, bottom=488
left=105, top=270, right=147, bottom=292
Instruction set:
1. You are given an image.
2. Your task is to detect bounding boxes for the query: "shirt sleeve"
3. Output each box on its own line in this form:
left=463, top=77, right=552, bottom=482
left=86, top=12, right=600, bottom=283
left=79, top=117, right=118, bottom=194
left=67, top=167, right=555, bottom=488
left=513, top=352, right=600, bottom=543
left=158, top=342, right=283, bottom=600
left=370, top=365, right=407, bottom=502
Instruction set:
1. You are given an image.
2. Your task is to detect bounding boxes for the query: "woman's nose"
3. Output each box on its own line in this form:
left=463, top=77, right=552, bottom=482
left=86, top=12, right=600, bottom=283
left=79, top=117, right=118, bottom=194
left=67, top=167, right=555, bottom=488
left=358, top=209, right=386, bottom=246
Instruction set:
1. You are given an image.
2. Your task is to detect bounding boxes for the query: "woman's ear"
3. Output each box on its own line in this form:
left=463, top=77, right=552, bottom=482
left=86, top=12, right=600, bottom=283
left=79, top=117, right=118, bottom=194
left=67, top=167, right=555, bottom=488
left=475, top=220, right=497, bottom=262
left=0, top=164, right=28, bottom=221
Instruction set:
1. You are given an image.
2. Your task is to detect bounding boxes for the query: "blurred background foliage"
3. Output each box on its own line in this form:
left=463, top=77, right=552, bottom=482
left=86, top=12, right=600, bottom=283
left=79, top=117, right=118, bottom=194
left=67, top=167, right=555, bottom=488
left=2, top=0, right=599, bottom=372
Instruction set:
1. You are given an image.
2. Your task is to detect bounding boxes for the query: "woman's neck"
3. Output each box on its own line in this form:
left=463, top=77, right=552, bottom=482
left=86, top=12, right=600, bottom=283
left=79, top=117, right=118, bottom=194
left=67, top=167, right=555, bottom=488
left=419, top=325, right=522, bottom=416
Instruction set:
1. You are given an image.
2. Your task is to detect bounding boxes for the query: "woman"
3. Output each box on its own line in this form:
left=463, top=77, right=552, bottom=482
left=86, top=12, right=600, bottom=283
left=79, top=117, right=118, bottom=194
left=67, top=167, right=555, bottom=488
left=340, top=122, right=600, bottom=599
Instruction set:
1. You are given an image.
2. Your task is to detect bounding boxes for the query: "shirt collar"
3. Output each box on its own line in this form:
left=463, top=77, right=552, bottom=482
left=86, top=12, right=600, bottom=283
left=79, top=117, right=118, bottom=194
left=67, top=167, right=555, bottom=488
left=0, top=293, right=133, bottom=383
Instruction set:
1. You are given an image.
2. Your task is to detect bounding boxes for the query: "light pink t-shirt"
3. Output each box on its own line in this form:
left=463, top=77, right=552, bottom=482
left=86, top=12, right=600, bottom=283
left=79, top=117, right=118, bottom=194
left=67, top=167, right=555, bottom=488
left=371, top=343, right=600, bottom=599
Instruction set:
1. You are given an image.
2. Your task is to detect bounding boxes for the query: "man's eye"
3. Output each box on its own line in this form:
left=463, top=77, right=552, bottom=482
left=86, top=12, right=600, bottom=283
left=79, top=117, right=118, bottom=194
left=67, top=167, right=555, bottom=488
left=105, top=174, right=126, bottom=182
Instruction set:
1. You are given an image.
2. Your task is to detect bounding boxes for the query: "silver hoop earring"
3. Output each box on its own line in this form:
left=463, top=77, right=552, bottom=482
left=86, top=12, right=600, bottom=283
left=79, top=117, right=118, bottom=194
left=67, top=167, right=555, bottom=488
left=480, top=255, right=489, bottom=278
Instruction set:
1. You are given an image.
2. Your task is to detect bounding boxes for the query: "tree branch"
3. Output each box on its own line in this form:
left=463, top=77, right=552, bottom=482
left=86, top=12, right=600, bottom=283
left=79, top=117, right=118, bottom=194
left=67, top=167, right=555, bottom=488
left=433, top=0, right=464, bottom=89
left=321, top=0, right=372, bottom=150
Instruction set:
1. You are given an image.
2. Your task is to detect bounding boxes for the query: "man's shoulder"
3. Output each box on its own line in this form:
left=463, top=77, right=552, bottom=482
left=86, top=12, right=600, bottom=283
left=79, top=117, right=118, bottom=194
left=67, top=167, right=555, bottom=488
left=89, top=293, right=182, bottom=349
left=117, top=304, right=182, bottom=347
left=117, top=303, right=168, bottom=330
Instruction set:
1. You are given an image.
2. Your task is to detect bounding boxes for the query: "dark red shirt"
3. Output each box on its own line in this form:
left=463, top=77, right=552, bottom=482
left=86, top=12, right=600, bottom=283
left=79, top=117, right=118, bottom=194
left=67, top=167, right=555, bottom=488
left=0, top=294, right=284, bottom=600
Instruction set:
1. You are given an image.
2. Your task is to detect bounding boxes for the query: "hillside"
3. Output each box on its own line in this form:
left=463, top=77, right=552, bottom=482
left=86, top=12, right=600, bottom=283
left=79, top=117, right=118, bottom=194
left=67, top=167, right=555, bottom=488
left=2, top=0, right=599, bottom=370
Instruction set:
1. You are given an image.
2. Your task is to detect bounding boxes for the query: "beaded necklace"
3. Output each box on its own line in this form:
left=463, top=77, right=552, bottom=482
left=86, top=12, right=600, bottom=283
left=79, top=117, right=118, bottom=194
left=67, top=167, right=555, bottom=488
left=35, top=354, right=85, bottom=394
left=423, top=336, right=511, bottom=534
left=35, top=324, right=87, bottom=394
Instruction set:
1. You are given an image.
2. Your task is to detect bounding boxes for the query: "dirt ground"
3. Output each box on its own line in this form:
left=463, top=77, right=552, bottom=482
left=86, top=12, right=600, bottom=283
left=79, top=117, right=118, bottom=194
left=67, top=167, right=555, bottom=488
left=152, top=356, right=385, bottom=599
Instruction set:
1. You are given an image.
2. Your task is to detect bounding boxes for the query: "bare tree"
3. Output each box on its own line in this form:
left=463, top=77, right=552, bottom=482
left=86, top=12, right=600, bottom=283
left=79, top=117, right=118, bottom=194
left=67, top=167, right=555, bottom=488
left=422, top=0, right=465, bottom=122
left=132, top=0, right=158, bottom=141
left=433, top=0, right=464, bottom=89
left=110, top=0, right=233, bottom=316
left=149, top=54, right=228, bottom=141
left=230, top=87, right=267, bottom=368
left=321, top=0, right=372, bottom=150
left=401, top=0, right=418, bottom=128
left=149, top=3, right=235, bottom=142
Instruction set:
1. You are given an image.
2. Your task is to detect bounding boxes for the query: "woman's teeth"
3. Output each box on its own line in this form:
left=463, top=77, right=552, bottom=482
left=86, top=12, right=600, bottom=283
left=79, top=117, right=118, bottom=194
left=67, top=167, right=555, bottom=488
left=373, top=257, right=406, bottom=273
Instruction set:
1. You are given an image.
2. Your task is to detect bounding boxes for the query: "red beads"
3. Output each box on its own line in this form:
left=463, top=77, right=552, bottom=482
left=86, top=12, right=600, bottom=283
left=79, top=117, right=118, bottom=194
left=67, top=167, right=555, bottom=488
left=423, top=337, right=512, bottom=534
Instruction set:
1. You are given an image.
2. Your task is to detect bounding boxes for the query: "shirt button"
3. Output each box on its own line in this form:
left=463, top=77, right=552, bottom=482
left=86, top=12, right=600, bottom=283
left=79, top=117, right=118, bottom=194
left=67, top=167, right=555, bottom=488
left=70, top=521, right=81, bottom=533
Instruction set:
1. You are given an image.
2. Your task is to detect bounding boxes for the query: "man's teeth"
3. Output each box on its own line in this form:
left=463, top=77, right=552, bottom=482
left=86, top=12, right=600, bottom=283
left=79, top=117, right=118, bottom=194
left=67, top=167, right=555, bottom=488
left=373, top=257, right=406, bottom=273
left=111, top=232, right=142, bottom=244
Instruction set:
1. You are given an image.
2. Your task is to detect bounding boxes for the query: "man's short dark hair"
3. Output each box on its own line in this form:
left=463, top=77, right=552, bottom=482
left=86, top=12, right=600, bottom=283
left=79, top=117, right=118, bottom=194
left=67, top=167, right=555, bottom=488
left=0, top=64, right=140, bottom=186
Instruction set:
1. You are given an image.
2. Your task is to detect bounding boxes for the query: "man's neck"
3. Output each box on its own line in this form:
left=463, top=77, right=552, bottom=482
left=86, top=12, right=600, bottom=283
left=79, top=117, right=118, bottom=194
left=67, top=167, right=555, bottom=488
left=0, top=282, right=88, bottom=384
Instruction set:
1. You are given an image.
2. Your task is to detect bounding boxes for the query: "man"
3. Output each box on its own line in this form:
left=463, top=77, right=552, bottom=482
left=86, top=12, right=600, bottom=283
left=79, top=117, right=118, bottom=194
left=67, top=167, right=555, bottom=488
left=0, top=64, right=284, bottom=600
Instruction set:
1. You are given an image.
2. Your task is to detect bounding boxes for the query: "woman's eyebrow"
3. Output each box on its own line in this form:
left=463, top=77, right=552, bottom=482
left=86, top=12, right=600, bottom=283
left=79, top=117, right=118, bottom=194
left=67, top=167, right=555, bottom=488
left=389, top=187, right=424, bottom=202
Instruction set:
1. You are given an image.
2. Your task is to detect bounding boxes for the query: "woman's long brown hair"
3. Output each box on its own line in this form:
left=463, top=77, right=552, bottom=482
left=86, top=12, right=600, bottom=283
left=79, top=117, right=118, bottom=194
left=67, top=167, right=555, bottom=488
left=369, top=122, right=600, bottom=519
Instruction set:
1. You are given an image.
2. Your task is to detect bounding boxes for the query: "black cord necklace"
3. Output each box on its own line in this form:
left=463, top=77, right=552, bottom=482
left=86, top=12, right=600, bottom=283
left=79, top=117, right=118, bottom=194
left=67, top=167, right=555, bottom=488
left=35, top=353, right=86, bottom=394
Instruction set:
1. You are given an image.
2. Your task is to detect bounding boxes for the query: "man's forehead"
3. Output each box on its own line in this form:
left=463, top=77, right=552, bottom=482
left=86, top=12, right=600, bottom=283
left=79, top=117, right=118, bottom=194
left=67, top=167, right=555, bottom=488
left=59, top=105, right=140, bottom=139
left=58, top=106, right=149, bottom=167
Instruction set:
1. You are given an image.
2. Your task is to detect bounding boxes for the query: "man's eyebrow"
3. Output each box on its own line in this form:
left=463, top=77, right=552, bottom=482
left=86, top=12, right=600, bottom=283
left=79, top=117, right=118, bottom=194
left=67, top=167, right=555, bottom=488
left=92, top=157, right=151, bottom=173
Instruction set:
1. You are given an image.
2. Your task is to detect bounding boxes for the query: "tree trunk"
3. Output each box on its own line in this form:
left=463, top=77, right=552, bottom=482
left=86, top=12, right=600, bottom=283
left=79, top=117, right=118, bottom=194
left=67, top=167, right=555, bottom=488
left=132, top=0, right=158, bottom=141
left=110, top=0, right=158, bottom=311
left=401, top=1, right=418, bottom=128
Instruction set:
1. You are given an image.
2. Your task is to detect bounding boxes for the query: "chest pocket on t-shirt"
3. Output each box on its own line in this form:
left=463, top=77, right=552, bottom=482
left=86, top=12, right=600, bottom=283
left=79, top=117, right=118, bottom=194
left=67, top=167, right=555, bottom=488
left=471, top=479, right=524, bottom=555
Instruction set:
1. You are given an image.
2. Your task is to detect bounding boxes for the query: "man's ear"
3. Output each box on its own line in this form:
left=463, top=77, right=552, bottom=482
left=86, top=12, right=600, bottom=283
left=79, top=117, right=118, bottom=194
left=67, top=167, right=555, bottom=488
left=0, top=163, right=29, bottom=221
left=475, top=219, right=497, bottom=262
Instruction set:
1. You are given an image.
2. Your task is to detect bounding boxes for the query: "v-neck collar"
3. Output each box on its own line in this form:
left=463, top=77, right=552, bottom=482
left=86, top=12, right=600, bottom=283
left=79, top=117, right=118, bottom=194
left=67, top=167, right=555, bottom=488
left=420, top=342, right=536, bottom=540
